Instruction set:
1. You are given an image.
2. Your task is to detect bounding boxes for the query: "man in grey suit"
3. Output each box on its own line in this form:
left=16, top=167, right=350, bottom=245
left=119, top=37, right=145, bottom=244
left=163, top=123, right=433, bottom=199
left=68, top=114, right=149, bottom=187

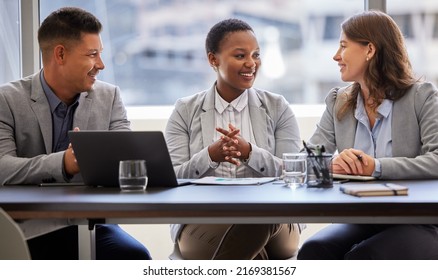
left=0, top=7, right=151, bottom=259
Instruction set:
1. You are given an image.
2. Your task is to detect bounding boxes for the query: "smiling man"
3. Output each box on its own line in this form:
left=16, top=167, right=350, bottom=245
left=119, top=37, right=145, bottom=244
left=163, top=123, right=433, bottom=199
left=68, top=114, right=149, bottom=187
left=0, top=7, right=151, bottom=260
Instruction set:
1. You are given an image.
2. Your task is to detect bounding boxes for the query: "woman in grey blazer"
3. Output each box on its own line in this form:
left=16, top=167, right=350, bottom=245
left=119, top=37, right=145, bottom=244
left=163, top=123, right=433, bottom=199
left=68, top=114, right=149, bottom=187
left=165, top=19, right=302, bottom=259
left=298, top=10, right=438, bottom=260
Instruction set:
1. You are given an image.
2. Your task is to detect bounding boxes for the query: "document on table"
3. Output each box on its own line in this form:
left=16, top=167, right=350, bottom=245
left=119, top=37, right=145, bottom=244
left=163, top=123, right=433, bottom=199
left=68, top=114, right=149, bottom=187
left=333, top=174, right=376, bottom=181
left=191, top=176, right=277, bottom=185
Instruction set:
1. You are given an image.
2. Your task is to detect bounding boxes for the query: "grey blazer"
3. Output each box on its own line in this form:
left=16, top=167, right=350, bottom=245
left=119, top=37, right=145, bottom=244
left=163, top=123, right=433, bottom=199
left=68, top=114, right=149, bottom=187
left=165, top=84, right=301, bottom=179
left=0, top=71, right=130, bottom=185
left=308, top=82, right=438, bottom=179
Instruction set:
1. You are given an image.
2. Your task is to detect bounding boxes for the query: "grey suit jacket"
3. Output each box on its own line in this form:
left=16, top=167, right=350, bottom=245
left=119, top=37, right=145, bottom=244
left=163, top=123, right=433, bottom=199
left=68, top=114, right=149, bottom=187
left=308, top=82, right=438, bottom=179
left=0, top=70, right=130, bottom=185
left=165, top=84, right=301, bottom=179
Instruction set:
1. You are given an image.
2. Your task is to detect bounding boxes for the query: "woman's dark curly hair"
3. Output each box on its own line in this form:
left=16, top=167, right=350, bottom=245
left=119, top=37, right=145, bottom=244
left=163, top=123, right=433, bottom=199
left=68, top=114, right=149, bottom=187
left=205, top=18, right=254, bottom=54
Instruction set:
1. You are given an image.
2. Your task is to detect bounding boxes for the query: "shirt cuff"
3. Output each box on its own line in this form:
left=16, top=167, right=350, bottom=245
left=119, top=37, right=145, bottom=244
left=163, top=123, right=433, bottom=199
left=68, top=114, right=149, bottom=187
left=242, top=143, right=252, bottom=164
left=208, top=155, right=219, bottom=169
left=62, top=152, right=73, bottom=182
left=371, top=159, right=381, bottom=178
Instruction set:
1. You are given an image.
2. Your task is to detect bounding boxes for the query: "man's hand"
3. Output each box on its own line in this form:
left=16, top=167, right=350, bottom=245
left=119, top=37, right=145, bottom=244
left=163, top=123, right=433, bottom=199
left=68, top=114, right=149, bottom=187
left=64, top=127, right=80, bottom=176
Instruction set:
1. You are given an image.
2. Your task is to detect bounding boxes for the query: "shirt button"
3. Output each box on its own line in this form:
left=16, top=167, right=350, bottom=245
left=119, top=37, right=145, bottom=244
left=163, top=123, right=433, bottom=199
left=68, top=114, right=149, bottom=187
left=260, top=167, right=265, bottom=172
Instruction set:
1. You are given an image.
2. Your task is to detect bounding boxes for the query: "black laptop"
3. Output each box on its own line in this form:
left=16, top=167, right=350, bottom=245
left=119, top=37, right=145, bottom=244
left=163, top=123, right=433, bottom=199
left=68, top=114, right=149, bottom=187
left=69, top=130, right=185, bottom=187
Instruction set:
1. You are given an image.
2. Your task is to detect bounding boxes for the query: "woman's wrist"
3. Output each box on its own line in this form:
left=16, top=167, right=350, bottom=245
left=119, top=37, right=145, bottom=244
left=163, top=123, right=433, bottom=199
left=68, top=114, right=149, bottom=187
left=242, top=143, right=252, bottom=163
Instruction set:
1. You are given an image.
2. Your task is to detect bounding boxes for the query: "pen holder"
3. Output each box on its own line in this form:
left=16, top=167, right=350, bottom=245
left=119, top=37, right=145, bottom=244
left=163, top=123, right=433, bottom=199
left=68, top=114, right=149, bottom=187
left=306, top=154, right=333, bottom=188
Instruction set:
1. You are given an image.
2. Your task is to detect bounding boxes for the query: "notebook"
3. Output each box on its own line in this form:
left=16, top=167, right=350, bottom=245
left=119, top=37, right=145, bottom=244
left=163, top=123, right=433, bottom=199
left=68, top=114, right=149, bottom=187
left=69, top=130, right=185, bottom=188
left=340, top=183, right=408, bottom=197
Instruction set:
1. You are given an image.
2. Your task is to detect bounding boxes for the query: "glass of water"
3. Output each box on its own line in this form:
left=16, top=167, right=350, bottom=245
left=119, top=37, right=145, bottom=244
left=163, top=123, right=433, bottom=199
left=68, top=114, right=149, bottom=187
left=282, top=153, right=307, bottom=188
left=119, top=160, right=148, bottom=191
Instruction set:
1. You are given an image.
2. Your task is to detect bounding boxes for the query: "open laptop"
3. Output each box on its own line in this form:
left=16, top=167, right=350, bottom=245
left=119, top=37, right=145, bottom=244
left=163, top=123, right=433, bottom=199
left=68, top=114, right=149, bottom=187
left=69, top=130, right=186, bottom=188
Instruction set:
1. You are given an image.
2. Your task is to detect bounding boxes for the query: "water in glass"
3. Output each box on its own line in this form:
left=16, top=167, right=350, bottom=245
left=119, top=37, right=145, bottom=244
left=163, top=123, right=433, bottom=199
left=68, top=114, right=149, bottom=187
left=282, top=153, right=307, bottom=188
left=119, top=160, right=148, bottom=191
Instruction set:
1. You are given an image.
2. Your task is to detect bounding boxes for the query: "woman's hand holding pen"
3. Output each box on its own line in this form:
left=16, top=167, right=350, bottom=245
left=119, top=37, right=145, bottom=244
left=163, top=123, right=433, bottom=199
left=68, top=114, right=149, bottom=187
left=332, top=148, right=375, bottom=176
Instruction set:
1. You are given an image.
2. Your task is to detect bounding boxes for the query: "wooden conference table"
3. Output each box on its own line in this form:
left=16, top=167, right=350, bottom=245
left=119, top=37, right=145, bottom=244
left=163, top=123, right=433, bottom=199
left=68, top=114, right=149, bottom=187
left=1, top=180, right=438, bottom=258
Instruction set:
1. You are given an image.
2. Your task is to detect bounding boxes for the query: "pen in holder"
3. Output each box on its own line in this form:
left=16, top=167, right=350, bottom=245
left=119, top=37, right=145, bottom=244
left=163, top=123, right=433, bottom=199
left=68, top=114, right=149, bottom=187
left=303, top=141, right=333, bottom=188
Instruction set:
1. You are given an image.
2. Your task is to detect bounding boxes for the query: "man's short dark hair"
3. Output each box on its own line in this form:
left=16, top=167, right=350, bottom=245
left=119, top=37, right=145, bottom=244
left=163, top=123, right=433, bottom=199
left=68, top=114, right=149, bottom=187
left=38, top=7, right=102, bottom=55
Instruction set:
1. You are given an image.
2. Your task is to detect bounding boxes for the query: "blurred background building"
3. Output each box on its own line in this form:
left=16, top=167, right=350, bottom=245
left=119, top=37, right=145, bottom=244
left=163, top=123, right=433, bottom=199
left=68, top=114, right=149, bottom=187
left=2, top=0, right=438, bottom=106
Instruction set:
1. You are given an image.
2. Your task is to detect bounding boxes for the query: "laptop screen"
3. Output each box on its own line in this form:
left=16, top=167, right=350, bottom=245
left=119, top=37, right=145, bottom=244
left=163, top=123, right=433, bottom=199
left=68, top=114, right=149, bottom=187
left=69, top=131, right=179, bottom=187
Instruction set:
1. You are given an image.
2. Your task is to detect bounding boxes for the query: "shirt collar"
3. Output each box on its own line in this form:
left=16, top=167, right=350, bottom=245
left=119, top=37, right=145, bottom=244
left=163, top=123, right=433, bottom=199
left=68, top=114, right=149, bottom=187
left=376, top=99, right=393, bottom=118
left=40, top=70, right=80, bottom=112
left=214, top=87, right=248, bottom=114
left=40, top=70, right=61, bottom=114
left=355, top=94, right=393, bottom=120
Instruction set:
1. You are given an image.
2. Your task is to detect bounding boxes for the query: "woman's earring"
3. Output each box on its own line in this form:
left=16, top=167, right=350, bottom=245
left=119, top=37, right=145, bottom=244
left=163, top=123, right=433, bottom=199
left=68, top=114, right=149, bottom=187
left=366, top=57, right=369, bottom=61
left=212, top=65, right=218, bottom=72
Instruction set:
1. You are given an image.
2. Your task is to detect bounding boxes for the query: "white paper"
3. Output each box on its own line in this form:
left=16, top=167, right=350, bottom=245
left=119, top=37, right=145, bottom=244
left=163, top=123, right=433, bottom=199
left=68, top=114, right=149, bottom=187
left=191, top=176, right=277, bottom=185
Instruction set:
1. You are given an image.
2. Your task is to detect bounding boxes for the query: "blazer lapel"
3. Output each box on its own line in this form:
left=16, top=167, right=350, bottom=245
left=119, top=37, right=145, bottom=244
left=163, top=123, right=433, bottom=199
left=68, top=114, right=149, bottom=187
left=30, top=72, right=53, bottom=153
left=73, top=92, right=92, bottom=129
left=335, top=87, right=356, bottom=151
left=248, top=89, right=268, bottom=148
left=200, top=86, right=216, bottom=148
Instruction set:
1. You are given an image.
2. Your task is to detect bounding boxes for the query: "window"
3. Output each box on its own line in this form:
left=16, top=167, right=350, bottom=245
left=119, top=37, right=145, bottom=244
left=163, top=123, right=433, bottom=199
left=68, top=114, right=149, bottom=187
left=434, top=13, right=438, bottom=39
left=13, top=1, right=438, bottom=106
left=19, top=1, right=438, bottom=106
left=0, top=0, right=20, bottom=84
left=387, top=0, right=438, bottom=86
left=391, top=14, right=414, bottom=38
left=40, top=0, right=363, bottom=106
left=323, top=16, right=344, bottom=40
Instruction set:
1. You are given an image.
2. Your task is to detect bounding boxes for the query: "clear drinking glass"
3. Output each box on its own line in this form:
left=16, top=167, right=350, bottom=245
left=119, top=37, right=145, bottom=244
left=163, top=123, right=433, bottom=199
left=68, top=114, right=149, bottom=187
left=282, top=153, right=307, bottom=188
left=119, top=160, right=148, bottom=191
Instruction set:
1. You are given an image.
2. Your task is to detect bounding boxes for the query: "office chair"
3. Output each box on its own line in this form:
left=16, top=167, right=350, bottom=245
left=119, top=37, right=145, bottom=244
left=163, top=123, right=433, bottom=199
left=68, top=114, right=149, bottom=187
left=0, top=207, right=31, bottom=259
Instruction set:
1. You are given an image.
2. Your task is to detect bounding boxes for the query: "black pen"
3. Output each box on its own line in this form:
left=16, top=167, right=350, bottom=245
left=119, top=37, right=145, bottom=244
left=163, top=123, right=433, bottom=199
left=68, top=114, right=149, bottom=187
left=303, top=141, right=321, bottom=179
left=302, top=140, right=314, bottom=156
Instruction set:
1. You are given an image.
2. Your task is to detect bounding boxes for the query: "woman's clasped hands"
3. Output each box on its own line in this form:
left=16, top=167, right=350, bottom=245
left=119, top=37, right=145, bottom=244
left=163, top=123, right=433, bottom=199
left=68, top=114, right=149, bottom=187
left=208, top=123, right=251, bottom=166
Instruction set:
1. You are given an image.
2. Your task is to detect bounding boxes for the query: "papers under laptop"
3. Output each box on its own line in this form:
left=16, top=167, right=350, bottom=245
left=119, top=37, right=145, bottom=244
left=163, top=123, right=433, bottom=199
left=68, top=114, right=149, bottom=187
left=191, top=176, right=277, bottom=185
left=69, top=131, right=186, bottom=188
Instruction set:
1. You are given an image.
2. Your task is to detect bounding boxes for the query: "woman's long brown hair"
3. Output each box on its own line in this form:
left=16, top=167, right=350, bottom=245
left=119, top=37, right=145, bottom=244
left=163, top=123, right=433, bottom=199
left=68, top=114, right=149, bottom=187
left=337, top=10, right=416, bottom=120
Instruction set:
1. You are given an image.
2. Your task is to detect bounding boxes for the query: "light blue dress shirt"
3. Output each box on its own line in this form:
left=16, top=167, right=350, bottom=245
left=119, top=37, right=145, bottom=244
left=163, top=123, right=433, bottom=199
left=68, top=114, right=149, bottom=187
left=353, top=95, right=393, bottom=177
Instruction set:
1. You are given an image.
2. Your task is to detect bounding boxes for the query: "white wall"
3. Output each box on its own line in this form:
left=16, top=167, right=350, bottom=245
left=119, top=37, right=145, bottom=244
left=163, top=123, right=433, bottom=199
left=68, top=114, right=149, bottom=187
left=121, top=105, right=329, bottom=260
